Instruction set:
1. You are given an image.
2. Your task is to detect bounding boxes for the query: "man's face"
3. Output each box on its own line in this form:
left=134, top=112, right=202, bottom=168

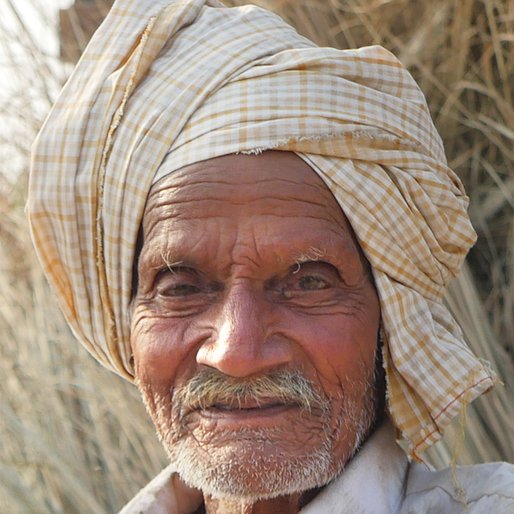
left=131, top=151, right=381, bottom=501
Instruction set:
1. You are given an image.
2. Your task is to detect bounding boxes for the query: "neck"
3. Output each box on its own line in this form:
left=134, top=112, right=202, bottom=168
left=203, top=489, right=320, bottom=514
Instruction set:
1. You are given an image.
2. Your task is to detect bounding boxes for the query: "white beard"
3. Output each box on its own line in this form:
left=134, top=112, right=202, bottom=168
left=137, top=371, right=377, bottom=502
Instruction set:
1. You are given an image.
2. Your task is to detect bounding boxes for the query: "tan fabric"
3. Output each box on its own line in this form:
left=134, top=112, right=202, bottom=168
left=27, top=0, right=495, bottom=457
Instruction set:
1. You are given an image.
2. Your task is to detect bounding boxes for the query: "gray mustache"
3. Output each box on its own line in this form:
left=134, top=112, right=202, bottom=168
left=174, top=368, right=330, bottom=415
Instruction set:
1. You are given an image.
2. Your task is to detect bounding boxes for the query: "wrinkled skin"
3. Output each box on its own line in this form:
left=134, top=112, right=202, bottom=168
left=131, top=151, right=382, bottom=514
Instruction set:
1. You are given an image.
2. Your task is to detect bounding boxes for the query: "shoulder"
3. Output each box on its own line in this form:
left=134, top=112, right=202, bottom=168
left=402, top=460, right=514, bottom=514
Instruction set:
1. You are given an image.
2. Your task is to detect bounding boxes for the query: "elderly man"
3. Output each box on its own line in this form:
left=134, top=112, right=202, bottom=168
left=28, top=0, right=513, bottom=512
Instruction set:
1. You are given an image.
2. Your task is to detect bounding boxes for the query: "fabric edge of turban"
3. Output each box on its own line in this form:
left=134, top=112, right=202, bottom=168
left=289, top=152, right=498, bottom=461
left=408, top=368, right=498, bottom=462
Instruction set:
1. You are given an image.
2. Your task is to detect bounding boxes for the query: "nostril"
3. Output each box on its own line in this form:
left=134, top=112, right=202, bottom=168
left=195, top=334, right=257, bottom=378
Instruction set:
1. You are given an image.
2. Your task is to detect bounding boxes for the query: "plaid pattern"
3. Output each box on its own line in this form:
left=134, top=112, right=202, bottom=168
left=27, top=0, right=495, bottom=458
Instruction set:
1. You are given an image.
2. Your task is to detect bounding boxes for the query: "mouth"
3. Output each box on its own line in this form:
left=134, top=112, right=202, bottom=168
left=210, top=398, right=291, bottom=410
left=195, top=400, right=300, bottom=423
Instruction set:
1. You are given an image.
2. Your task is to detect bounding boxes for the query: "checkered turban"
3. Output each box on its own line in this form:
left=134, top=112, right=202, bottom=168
left=27, top=0, right=495, bottom=458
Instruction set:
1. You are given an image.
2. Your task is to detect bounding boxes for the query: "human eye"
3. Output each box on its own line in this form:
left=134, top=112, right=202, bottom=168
left=156, top=266, right=204, bottom=297
left=296, top=274, right=330, bottom=291
left=290, top=261, right=338, bottom=292
left=269, top=261, right=341, bottom=302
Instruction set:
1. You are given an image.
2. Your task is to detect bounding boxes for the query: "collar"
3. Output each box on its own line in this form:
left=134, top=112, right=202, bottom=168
left=300, top=421, right=409, bottom=514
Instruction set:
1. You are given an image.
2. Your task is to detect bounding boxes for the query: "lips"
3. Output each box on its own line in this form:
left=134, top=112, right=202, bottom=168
left=210, top=398, right=290, bottom=411
left=196, top=401, right=299, bottom=423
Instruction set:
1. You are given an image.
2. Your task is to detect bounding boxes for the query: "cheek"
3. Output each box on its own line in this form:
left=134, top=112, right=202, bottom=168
left=130, top=308, right=199, bottom=386
left=285, top=306, right=379, bottom=387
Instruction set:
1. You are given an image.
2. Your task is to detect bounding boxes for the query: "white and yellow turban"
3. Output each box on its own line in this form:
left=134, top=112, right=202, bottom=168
left=27, top=0, right=495, bottom=458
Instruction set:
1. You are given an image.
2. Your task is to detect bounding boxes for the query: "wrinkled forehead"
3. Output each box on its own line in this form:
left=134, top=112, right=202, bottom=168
left=143, top=151, right=359, bottom=243
left=144, top=151, right=348, bottom=228
left=139, top=151, right=372, bottom=276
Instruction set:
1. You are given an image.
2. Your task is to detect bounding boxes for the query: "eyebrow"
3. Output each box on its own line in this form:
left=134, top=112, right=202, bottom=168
left=159, top=249, right=184, bottom=272
left=292, top=246, right=327, bottom=273
left=139, top=223, right=367, bottom=282
left=294, top=246, right=327, bottom=264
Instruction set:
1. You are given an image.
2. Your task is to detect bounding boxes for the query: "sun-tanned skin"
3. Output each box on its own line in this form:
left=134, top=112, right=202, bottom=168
left=130, top=151, right=381, bottom=514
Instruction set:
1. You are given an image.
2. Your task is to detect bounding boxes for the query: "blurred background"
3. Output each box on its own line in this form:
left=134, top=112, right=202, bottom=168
left=0, top=0, right=512, bottom=512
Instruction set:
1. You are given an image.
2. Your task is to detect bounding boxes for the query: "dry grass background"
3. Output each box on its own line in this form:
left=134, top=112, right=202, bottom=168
left=0, top=0, right=512, bottom=512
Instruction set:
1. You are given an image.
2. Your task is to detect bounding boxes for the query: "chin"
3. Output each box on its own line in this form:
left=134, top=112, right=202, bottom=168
left=152, top=403, right=375, bottom=502
left=166, top=429, right=341, bottom=502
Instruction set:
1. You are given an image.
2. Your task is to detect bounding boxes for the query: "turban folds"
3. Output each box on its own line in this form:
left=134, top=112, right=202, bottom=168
left=28, top=0, right=495, bottom=458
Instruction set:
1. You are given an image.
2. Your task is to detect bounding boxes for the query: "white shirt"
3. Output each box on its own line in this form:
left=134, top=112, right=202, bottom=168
left=119, top=422, right=514, bottom=513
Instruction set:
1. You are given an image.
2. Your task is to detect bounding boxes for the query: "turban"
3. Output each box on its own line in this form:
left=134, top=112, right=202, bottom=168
left=27, top=0, right=495, bottom=458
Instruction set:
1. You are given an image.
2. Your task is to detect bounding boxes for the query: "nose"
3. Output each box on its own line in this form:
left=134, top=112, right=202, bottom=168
left=196, top=283, right=293, bottom=377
